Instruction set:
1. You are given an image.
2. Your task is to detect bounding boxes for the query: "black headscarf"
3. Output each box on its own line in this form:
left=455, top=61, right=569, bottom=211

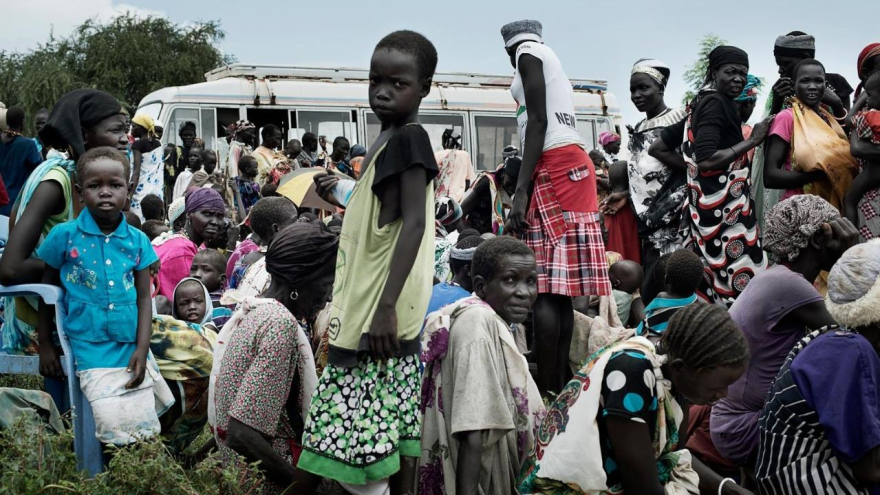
left=178, top=121, right=197, bottom=135
left=38, top=89, right=122, bottom=158
left=266, top=222, right=339, bottom=288
left=707, top=46, right=749, bottom=74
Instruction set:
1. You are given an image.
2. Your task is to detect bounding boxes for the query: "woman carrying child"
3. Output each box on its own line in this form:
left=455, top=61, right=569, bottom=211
left=848, top=71, right=880, bottom=236
left=36, top=146, right=173, bottom=446
left=460, top=153, right=520, bottom=235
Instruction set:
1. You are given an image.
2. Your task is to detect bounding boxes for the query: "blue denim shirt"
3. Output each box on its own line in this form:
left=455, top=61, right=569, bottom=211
left=37, top=209, right=158, bottom=343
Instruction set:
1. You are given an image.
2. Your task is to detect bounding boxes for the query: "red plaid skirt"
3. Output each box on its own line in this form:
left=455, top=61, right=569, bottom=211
left=525, top=209, right=611, bottom=297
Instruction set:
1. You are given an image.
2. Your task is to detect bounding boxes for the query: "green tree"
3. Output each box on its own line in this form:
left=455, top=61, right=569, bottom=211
left=0, top=14, right=234, bottom=135
left=681, top=33, right=727, bottom=106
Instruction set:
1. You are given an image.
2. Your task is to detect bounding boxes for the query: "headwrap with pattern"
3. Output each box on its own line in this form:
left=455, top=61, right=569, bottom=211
left=598, top=132, right=621, bottom=147
left=232, top=120, right=255, bottom=140
left=763, top=195, right=839, bottom=264
left=132, top=114, right=157, bottom=138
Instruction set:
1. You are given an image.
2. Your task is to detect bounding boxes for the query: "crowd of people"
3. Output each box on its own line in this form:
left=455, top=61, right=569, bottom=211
left=0, top=19, right=879, bottom=495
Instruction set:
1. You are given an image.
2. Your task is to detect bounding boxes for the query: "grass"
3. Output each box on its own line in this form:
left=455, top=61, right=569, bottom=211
left=0, top=417, right=268, bottom=495
left=0, top=374, right=266, bottom=495
left=0, top=375, right=348, bottom=494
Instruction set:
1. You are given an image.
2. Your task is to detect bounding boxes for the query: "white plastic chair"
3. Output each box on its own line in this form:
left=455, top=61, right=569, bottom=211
left=0, top=284, right=104, bottom=476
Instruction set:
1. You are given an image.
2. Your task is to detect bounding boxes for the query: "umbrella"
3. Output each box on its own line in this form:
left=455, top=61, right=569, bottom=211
left=276, top=168, right=340, bottom=212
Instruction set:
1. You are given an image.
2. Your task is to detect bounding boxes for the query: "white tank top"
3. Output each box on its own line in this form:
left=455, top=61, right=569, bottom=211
left=510, top=42, right=585, bottom=151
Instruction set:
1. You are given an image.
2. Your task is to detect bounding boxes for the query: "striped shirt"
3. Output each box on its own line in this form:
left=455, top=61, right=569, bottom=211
left=756, top=327, right=880, bottom=494
left=209, top=291, right=233, bottom=329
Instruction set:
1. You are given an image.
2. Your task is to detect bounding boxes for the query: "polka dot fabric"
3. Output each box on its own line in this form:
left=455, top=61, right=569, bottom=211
left=298, top=354, right=422, bottom=484
left=597, top=349, right=658, bottom=487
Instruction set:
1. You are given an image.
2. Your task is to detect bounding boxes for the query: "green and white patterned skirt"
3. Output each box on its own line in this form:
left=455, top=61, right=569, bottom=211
left=298, top=354, right=421, bottom=484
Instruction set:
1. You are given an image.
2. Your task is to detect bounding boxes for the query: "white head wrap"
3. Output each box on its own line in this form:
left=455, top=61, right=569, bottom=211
left=826, top=239, right=880, bottom=328
left=631, top=59, right=670, bottom=87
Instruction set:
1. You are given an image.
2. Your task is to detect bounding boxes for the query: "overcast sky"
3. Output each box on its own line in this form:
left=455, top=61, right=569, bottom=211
left=5, top=0, right=879, bottom=127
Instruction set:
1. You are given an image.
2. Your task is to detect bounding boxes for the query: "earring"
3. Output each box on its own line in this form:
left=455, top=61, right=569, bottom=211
left=290, top=290, right=299, bottom=301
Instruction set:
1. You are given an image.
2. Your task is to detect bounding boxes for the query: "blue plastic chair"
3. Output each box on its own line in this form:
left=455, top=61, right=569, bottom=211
left=0, top=214, right=8, bottom=256
left=0, top=284, right=104, bottom=476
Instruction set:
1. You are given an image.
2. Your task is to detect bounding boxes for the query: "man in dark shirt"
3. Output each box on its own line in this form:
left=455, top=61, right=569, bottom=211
left=0, top=106, right=42, bottom=216
left=770, top=31, right=850, bottom=115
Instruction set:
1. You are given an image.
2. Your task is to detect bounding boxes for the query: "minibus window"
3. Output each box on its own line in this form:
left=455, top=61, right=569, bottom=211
left=577, top=119, right=597, bottom=149
left=136, top=103, right=161, bottom=121
left=417, top=114, right=465, bottom=153
left=365, top=113, right=464, bottom=154
left=166, top=107, right=200, bottom=147
left=294, top=111, right=356, bottom=145
left=200, top=108, right=217, bottom=150
left=474, top=115, right=518, bottom=171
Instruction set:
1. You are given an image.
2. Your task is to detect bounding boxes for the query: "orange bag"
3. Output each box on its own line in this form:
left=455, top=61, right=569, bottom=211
left=790, top=98, right=858, bottom=211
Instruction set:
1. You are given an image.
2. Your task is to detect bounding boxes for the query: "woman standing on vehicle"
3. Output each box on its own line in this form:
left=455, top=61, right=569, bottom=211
left=500, top=20, right=610, bottom=397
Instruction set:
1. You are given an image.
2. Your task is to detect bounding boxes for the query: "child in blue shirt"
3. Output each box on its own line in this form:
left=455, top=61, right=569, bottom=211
left=636, top=250, right=704, bottom=337
left=37, top=146, right=172, bottom=446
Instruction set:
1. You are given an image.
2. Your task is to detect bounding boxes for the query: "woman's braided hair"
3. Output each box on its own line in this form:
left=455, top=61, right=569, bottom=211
left=660, top=303, right=749, bottom=370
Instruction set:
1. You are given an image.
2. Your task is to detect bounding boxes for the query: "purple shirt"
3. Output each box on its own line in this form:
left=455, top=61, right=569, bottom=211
left=710, top=265, right=823, bottom=465
left=792, top=331, right=880, bottom=465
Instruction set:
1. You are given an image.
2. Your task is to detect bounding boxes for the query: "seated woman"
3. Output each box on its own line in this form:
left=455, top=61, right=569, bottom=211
left=460, top=155, right=520, bottom=235
left=635, top=249, right=703, bottom=337
left=152, top=188, right=226, bottom=299
left=0, top=89, right=128, bottom=357
left=420, top=236, right=545, bottom=494
left=711, top=194, right=858, bottom=468
left=212, top=222, right=337, bottom=493
left=756, top=240, right=880, bottom=493
left=764, top=59, right=858, bottom=213
left=519, top=303, right=752, bottom=495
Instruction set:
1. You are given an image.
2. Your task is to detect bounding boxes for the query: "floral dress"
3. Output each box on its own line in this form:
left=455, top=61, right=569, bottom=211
left=236, top=177, right=261, bottom=212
